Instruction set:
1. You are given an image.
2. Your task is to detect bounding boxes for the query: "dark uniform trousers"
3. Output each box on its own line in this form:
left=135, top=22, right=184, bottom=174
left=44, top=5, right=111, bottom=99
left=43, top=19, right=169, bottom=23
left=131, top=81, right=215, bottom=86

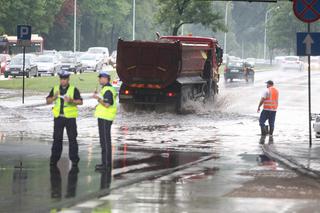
left=98, top=118, right=113, bottom=166
left=50, top=117, right=80, bottom=164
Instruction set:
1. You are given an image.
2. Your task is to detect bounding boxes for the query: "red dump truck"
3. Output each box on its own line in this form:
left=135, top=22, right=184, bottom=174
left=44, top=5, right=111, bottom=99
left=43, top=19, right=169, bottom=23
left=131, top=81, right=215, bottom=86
left=116, top=35, right=223, bottom=112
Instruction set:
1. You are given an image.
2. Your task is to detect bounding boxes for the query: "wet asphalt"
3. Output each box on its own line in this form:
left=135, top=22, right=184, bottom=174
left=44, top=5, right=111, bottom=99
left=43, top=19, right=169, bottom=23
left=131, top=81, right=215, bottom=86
left=1, top=68, right=320, bottom=212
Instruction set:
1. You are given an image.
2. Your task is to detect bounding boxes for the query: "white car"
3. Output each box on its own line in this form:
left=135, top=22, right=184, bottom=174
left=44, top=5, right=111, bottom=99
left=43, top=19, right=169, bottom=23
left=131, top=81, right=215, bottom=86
left=35, top=55, right=61, bottom=76
left=79, top=53, right=104, bottom=72
left=311, top=56, right=320, bottom=70
left=87, top=47, right=109, bottom=64
left=281, top=56, right=304, bottom=71
left=313, top=114, right=320, bottom=138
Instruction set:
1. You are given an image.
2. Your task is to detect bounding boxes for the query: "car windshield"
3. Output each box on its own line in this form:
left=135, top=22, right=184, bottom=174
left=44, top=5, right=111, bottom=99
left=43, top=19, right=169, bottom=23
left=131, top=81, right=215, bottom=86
left=229, top=61, right=243, bottom=67
left=61, top=57, right=75, bottom=63
left=35, top=56, right=54, bottom=63
left=11, top=57, right=30, bottom=65
left=88, top=48, right=105, bottom=54
left=285, top=57, right=298, bottom=61
left=80, top=54, right=96, bottom=60
left=60, top=52, right=73, bottom=57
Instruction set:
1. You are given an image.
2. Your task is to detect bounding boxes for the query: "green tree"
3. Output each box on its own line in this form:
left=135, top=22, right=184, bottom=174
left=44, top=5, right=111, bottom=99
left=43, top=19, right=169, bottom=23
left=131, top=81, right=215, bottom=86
left=0, top=0, right=63, bottom=35
left=267, top=2, right=306, bottom=55
left=156, top=0, right=224, bottom=36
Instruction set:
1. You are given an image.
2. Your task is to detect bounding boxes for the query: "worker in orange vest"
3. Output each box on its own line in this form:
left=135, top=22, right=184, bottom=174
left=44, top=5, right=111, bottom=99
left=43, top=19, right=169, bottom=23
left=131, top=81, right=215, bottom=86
left=257, top=80, right=279, bottom=136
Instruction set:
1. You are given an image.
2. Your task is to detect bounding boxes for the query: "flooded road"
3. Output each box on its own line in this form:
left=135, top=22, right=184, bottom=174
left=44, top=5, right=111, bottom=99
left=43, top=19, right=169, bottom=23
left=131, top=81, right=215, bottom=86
left=1, top=69, right=320, bottom=212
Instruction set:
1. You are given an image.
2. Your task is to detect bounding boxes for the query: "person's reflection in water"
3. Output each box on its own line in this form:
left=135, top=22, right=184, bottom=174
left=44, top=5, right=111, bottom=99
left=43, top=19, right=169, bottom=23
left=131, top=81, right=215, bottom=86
left=50, top=166, right=62, bottom=200
left=66, top=166, right=79, bottom=198
left=50, top=165, right=79, bottom=199
left=99, top=168, right=112, bottom=190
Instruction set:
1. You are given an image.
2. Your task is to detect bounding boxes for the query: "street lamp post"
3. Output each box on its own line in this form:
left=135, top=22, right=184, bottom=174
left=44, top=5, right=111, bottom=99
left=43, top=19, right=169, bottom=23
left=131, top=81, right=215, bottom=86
left=264, top=7, right=279, bottom=60
left=132, top=0, right=136, bottom=40
left=224, top=1, right=231, bottom=54
left=74, top=0, right=77, bottom=53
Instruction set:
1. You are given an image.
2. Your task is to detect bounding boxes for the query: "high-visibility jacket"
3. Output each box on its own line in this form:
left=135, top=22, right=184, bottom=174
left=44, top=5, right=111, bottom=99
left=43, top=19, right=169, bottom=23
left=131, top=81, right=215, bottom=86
left=263, top=87, right=279, bottom=111
left=52, top=85, right=78, bottom=118
left=94, top=86, right=117, bottom=121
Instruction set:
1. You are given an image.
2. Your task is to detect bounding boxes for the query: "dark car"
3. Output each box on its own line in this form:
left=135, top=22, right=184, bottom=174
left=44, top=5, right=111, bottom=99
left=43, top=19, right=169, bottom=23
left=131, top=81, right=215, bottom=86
left=224, top=60, right=254, bottom=83
left=4, top=55, right=38, bottom=78
left=60, top=51, right=83, bottom=74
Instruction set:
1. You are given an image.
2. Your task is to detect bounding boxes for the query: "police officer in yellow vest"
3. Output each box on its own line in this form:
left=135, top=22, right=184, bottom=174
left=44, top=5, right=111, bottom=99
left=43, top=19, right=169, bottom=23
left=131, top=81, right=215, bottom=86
left=93, top=71, right=117, bottom=171
left=46, top=70, right=83, bottom=167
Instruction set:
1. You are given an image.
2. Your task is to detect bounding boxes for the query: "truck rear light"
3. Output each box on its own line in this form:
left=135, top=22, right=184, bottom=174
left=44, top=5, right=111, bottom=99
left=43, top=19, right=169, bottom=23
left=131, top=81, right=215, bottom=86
left=167, top=92, right=175, bottom=97
left=124, top=90, right=130, bottom=95
left=112, top=80, right=118, bottom=85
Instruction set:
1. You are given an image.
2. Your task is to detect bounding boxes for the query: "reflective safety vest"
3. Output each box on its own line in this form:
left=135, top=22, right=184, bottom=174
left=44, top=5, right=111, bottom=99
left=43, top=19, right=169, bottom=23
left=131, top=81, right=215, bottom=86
left=94, top=86, right=117, bottom=121
left=52, top=85, right=78, bottom=118
left=263, top=87, right=279, bottom=111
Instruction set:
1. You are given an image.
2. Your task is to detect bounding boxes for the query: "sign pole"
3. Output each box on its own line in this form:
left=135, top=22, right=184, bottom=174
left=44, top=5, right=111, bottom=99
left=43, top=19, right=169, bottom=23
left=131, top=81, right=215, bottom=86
left=308, top=23, right=312, bottom=147
left=22, top=46, right=26, bottom=104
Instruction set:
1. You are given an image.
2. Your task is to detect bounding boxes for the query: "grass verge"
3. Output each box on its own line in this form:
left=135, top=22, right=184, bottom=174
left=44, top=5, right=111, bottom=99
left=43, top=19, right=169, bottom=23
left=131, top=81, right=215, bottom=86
left=0, top=71, right=117, bottom=93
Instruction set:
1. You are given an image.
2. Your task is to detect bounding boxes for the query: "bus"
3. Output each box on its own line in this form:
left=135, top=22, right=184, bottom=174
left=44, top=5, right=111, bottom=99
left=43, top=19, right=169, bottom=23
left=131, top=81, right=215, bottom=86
left=0, top=34, right=43, bottom=55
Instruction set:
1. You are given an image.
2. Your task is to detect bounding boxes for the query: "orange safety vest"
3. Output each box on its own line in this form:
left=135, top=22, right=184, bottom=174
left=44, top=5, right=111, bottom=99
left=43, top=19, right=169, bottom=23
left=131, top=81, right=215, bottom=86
left=263, top=87, right=279, bottom=111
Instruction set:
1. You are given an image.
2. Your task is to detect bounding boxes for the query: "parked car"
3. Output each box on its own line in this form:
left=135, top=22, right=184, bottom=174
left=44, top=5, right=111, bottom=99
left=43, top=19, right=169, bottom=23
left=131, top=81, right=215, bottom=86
left=4, top=55, right=38, bottom=78
left=109, top=50, right=117, bottom=67
left=87, top=47, right=109, bottom=64
left=310, top=56, right=320, bottom=70
left=35, top=55, right=61, bottom=76
left=0, top=54, right=10, bottom=75
left=43, top=50, right=62, bottom=61
left=281, top=56, right=304, bottom=71
left=224, top=60, right=254, bottom=83
left=79, top=53, right=104, bottom=72
left=59, top=51, right=83, bottom=74
left=313, top=114, right=320, bottom=138
left=274, top=56, right=286, bottom=65
left=245, top=58, right=256, bottom=66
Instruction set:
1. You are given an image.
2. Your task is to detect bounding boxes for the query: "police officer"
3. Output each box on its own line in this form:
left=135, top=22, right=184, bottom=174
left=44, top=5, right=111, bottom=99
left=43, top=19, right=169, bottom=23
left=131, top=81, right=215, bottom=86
left=257, top=80, right=279, bottom=136
left=46, top=71, right=83, bottom=167
left=92, top=71, right=117, bottom=171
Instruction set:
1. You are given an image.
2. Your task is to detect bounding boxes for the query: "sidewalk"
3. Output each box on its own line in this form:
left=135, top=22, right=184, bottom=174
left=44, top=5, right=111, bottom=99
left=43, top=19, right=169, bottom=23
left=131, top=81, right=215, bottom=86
left=261, top=135, right=320, bottom=179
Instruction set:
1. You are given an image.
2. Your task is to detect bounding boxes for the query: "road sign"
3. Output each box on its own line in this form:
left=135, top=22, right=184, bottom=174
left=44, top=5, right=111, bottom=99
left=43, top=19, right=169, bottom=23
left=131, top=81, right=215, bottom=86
left=17, top=25, right=32, bottom=46
left=297, top=32, right=320, bottom=56
left=293, top=0, right=320, bottom=23
left=16, top=25, right=32, bottom=104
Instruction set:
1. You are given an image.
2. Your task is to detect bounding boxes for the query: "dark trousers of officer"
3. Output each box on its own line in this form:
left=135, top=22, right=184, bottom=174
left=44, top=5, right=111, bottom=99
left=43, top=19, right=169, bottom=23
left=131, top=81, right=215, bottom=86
left=50, top=117, right=80, bottom=164
left=98, top=118, right=113, bottom=166
left=259, top=110, right=277, bottom=128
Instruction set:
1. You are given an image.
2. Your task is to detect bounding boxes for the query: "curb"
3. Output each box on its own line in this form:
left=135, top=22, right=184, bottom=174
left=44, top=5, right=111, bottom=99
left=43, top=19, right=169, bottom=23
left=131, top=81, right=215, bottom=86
left=261, top=144, right=320, bottom=179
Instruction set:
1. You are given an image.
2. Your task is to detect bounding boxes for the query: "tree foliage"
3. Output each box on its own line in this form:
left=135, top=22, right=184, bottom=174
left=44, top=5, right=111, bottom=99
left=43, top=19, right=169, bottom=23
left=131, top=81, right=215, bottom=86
left=156, top=0, right=225, bottom=36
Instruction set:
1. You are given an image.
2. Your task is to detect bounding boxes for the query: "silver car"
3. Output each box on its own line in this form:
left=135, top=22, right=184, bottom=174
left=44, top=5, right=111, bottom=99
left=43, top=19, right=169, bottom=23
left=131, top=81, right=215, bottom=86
left=35, top=55, right=61, bottom=76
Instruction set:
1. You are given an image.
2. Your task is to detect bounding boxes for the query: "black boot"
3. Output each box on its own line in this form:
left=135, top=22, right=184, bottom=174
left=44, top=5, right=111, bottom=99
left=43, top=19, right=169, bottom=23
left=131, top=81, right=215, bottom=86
left=269, top=127, right=274, bottom=136
left=261, top=127, right=267, bottom=136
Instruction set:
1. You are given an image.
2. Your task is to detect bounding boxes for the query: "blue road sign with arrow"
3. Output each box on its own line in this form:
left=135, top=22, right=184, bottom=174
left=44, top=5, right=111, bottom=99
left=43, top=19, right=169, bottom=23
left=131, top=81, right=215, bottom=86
left=297, top=32, right=320, bottom=56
